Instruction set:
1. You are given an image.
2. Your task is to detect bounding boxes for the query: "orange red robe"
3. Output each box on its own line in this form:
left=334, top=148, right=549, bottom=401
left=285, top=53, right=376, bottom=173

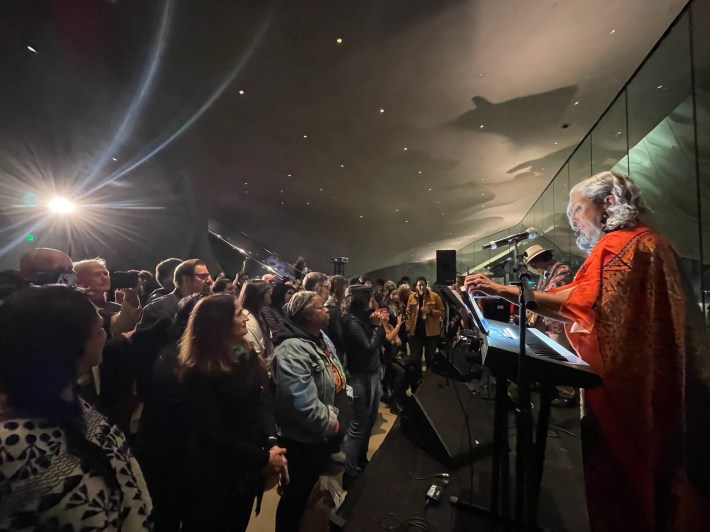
left=555, top=225, right=710, bottom=531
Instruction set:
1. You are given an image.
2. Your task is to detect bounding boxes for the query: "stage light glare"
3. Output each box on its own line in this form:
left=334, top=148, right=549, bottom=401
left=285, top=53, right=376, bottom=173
left=48, top=197, right=76, bottom=214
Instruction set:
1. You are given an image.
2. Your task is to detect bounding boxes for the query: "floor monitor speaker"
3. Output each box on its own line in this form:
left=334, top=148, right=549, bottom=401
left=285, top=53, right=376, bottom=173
left=401, top=373, right=494, bottom=469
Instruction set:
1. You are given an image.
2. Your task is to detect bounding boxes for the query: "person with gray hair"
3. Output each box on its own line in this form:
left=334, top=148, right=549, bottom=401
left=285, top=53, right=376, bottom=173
left=465, top=171, right=710, bottom=530
left=270, top=291, right=346, bottom=532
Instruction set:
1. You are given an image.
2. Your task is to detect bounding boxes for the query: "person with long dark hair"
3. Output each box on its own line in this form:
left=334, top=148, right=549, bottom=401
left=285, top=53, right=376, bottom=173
left=177, top=294, right=287, bottom=531
left=341, top=284, right=388, bottom=488
left=239, top=280, right=274, bottom=361
left=262, top=281, right=290, bottom=339
left=0, top=286, right=152, bottom=530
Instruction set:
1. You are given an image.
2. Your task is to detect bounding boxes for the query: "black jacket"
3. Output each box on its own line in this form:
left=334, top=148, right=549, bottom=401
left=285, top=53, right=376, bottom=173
left=342, top=311, right=385, bottom=374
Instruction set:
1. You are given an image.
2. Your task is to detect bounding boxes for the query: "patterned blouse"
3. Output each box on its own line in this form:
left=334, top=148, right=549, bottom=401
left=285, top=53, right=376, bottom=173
left=0, top=400, right=152, bottom=531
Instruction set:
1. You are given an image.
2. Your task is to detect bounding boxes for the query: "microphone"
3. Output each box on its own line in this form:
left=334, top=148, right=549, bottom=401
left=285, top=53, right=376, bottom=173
left=481, top=228, right=539, bottom=250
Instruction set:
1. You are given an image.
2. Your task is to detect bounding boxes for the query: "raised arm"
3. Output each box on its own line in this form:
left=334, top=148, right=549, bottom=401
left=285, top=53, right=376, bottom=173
left=464, top=273, right=574, bottom=324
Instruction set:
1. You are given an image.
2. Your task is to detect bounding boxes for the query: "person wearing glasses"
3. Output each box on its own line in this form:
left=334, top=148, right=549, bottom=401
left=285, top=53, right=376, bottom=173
left=138, top=259, right=212, bottom=329
left=19, top=248, right=77, bottom=286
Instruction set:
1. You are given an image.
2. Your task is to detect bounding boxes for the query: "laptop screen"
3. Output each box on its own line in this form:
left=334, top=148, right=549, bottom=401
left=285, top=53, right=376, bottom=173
left=467, top=294, right=491, bottom=336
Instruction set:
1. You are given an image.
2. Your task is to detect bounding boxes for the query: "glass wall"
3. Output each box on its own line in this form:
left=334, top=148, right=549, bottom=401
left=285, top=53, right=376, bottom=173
left=458, top=0, right=710, bottom=322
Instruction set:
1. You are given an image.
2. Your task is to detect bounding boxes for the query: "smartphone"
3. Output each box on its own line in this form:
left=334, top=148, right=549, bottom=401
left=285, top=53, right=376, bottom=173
left=110, top=271, right=139, bottom=290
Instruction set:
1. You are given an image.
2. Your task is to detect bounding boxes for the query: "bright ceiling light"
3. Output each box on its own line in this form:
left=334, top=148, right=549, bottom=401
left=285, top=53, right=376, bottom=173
left=27, top=45, right=37, bottom=53
left=48, top=197, right=76, bottom=214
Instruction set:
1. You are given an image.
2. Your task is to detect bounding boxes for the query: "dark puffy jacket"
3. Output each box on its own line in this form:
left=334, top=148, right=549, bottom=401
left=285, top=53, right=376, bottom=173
left=342, top=311, right=385, bottom=375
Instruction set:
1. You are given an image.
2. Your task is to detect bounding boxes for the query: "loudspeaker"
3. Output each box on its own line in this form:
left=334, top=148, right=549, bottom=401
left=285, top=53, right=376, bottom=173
left=436, top=250, right=457, bottom=285
left=401, top=373, right=494, bottom=468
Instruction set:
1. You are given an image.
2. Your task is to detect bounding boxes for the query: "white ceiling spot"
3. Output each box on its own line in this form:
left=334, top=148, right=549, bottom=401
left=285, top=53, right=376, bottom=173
left=281, top=201, right=285, bottom=205
left=554, top=141, right=558, bottom=145
left=395, top=209, right=399, bottom=212
left=27, top=45, right=37, bottom=53
left=574, top=101, right=580, bottom=105
left=336, top=38, right=343, bottom=44
left=239, top=90, right=245, bottom=95
left=319, top=188, right=323, bottom=191
left=303, top=134, right=308, bottom=138
left=405, top=220, right=408, bottom=223
left=418, top=170, right=422, bottom=174
left=428, top=188, right=432, bottom=191
left=280, top=189, right=284, bottom=193
left=403, top=147, right=408, bottom=151
left=481, top=193, right=485, bottom=196
left=482, top=205, right=486, bottom=208
left=244, top=182, right=248, bottom=185
left=379, top=108, right=385, bottom=113
left=609, top=29, right=616, bottom=35
left=359, top=215, right=363, bottom=219
left=112, top=157, right=117, bottom=161
left=480, top=124, right=484, bottom=129
left=479, top=73, right=484, bottom=77
left=306, top=202, right=310, bottom=205
left=287, top=173, right=292, bottom=177
left=340, top=164, right=345, bottom=168
left=657, top=85, right=663, bottom=89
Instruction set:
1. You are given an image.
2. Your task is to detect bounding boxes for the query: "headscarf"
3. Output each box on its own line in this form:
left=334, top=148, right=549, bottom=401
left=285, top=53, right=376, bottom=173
left=283, top=290, right=318, bottom=323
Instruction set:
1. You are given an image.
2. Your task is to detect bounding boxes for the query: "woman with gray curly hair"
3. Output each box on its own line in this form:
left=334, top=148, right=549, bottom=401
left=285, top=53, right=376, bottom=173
left=466, top=171, right=710, bottom=530
left=270, top=291, right=346, bottom=532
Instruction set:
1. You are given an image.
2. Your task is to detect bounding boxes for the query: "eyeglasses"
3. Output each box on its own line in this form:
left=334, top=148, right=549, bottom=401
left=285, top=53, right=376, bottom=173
left=194, top=273, right=210, bottom=280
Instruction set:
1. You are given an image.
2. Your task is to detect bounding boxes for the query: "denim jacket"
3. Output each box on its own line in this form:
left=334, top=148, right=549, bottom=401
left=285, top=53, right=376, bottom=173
left=270, top=320, right=339, bottom=444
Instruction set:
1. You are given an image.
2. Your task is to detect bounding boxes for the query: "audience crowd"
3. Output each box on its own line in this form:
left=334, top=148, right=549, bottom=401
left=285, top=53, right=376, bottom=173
left=0, top=248, right=438, bottom=531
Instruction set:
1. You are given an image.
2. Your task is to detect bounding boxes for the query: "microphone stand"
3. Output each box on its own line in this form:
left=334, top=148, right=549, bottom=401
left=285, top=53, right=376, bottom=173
left=510, top=239, right=537, bottom=529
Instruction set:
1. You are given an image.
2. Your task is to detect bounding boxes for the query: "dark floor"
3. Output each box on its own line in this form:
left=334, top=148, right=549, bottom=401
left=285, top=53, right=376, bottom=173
left=338, top=374, right=589, bottom=532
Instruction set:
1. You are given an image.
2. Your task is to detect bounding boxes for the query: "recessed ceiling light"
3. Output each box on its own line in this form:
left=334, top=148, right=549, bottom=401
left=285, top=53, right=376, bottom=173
left=574, top=101, right=580, bottom=105
left=395, top=209, right=399, bottom=212
left=480, top=124, right=484, bottom=129
left=405, top=220, right=409, bottom=223
left=554, top=141, right=558, bottom=145
left=281, top=201, right=285, bottom=205
left=479, top=73, right=484, bottom=77
left=112, top=157, right=117, bottom=161
left=287, top=173, right=292, bottom=177
left=657, top=85, right=663, bottom=89
left=359, top=215, right=363, bottom=219
left=239, top=90, right=245, bottom=95
left=481, top=193, right=485, bottom=196
left=306, top=202, right=310, bottom=205
left=609, top=29, right=616, bottom=35
left=336, top=38, right=343, bottom=44
left=319, top=188, right=323, bottom=191
left=27, top=45, right=37, bottom=53
left=428, top=188, right=432, bottom=191
left=340, top=164, right=344, bottom=168
left=482, top=205, right=486, bottom=208
left=403, top=147, right=408, bottom=151
left=379, top=108, right=385, bottom=113
left=303, top=135, right=308, bottom=138
left=441, top=212, right=445, bottom=215
left=244, top=182, right=248, bottom=185
left=418, top=171, right=422, bottom=174
left=280, top=189, right=284, bottom=193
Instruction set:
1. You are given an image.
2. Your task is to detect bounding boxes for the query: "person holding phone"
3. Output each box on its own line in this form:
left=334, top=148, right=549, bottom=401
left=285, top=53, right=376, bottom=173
left=74, top=258, right=141, bottom=337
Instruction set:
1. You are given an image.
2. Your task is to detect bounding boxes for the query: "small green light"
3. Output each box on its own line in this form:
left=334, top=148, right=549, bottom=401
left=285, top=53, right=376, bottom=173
left=27, top=234, right=34, bottom=242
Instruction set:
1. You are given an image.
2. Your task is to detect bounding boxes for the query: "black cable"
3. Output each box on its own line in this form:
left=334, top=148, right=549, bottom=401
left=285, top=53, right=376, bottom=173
left=548, top=425, right=581, bottom=439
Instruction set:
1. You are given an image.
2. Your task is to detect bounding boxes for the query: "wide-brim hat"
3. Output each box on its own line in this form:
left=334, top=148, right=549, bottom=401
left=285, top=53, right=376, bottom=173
left=523, top=244, right=553, bottom=265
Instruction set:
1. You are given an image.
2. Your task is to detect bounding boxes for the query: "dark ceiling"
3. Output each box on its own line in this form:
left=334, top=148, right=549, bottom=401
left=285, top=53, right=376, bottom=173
left=0, top=0, right=687, bottom=274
